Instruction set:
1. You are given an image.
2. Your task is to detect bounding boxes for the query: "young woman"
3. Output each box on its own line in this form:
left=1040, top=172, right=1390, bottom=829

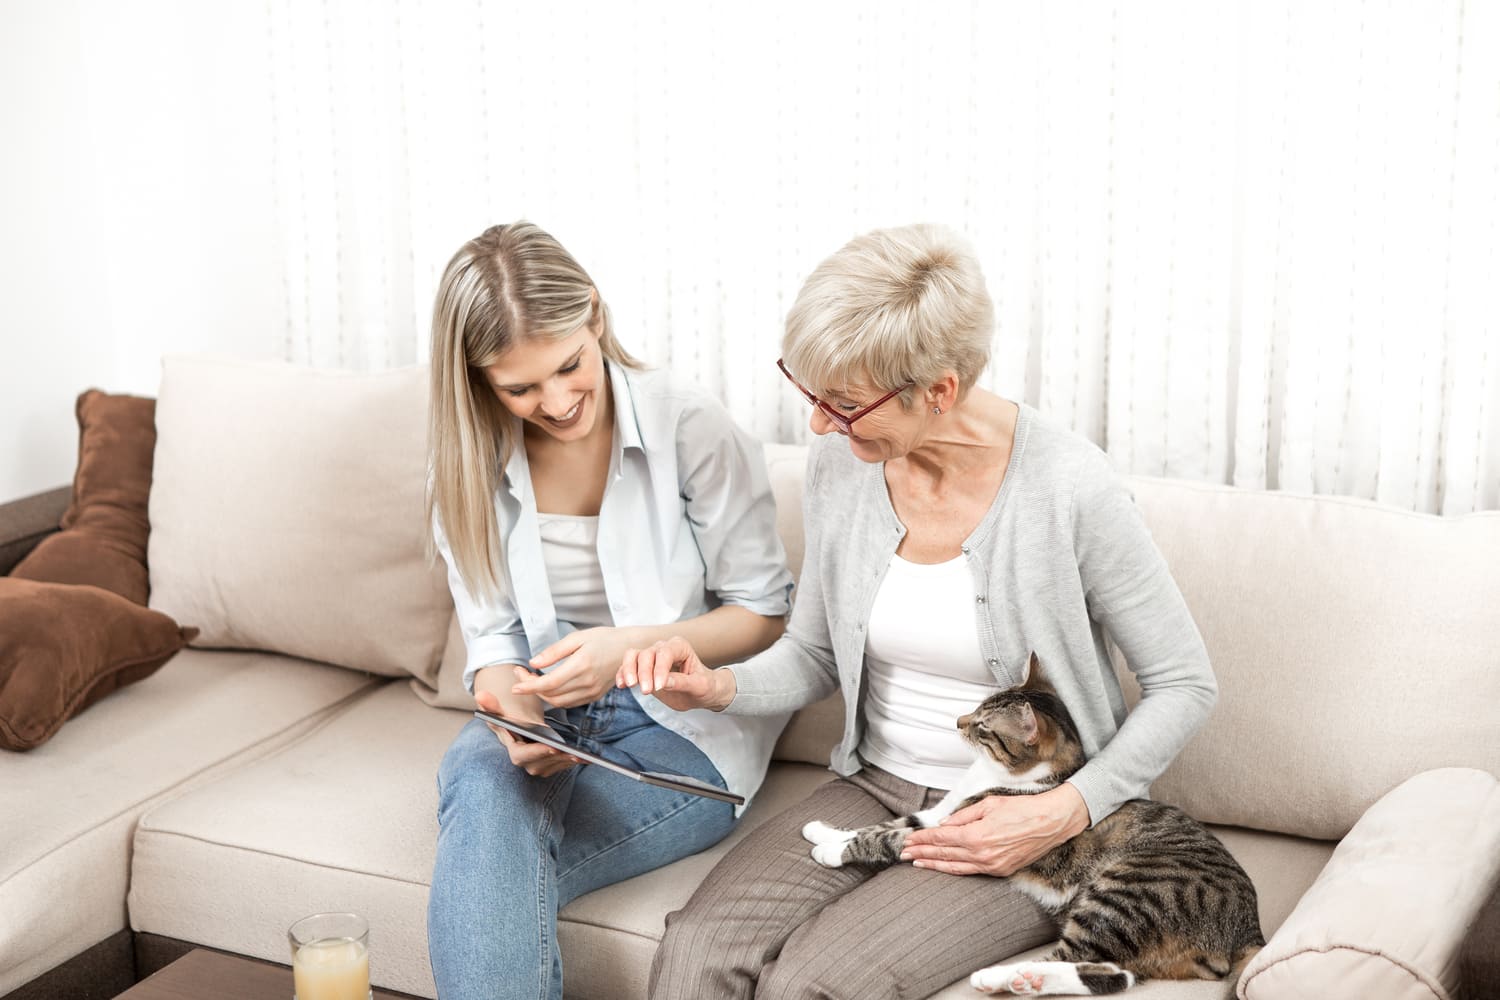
left=424, top=222, right=793, bottom=1000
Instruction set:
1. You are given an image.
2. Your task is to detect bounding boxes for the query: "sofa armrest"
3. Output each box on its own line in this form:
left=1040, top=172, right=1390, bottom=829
left=0, top=486, right=69, bottom=575
left=1238, top=767, right=1500, bottom=1000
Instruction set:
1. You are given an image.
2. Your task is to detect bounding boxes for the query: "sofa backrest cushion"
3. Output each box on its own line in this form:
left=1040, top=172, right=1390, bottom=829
left=762, top=444, right=848, bottom=765
left=762, top=443, right=1500, bottom=839
left=1125, top=477, right=1500, bottom=841
left=147, top=357, right=452, bottom=681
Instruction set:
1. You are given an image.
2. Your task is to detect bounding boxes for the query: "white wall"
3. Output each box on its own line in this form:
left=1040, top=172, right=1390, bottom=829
left=1, top=0, right=283, bottom=502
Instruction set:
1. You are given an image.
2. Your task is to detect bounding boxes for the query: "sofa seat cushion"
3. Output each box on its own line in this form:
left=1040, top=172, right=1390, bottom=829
left=0, top=649, right=376, bottom=995
left=124, top=677, right=1344, bottom=1000
left=127, top=681, right=465, bottom=997
left=125, top=680, right=837, bottom=999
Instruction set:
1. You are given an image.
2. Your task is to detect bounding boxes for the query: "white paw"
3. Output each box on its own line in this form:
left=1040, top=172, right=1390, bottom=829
left=971, top=962, right=1044, bottom=994
left=810, top=841, right=847, bottom=868
left=801, top=820, right=853, bottom=845
left=968, top=961, right=1098, bottom=996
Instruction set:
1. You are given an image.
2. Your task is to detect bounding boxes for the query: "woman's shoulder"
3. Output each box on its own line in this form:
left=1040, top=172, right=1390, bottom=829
left=1013, top=405, right=1121, bottom=501
left=622, top=365, right=731, bottom=423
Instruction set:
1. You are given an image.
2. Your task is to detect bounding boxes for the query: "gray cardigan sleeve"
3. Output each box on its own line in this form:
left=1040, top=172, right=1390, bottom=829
left=1063, top=457, right=1218, bottom=824
left=722, top=437, right=841, bottom=715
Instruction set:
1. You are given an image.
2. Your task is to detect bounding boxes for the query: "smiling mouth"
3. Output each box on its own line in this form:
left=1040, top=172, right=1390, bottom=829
left=543, top=400, right=584, bottom=428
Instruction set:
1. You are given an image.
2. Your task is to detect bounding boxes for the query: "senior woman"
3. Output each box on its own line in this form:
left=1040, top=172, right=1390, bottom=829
left=619, top=223, right=1216, bottom=1000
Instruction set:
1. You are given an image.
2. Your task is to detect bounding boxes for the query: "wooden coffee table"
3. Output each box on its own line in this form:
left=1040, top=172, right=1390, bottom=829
left=115, top=947, right=422, bottom=999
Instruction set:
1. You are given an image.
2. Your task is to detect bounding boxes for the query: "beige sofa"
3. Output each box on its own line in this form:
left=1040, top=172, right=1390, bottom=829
left=3, top=357, right=1499, bottom=1000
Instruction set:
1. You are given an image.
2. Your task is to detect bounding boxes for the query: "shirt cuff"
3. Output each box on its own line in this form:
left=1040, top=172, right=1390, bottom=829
left=1064, top=765, right=1128, bottom=828
left=716, top=583, right=793, bottom=619
left=461, top=632, right=532, bottom=694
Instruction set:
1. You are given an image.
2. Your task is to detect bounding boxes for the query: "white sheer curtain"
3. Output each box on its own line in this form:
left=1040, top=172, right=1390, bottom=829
left=264, top=0, right=1500, bottom=514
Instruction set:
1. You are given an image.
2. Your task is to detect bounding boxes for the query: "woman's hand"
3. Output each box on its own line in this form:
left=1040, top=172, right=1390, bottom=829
left=473, top=689, right=579, bottom=778
left=616, top=636, right=735, bottom=713
left=509, top=627, right=640, bottom=709
left=899, top=783, right=1091, bottom=876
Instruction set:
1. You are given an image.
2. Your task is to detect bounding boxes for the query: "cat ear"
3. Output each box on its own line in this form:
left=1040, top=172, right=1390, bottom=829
left=1021, top=652, right=1053, bottom=692
left=1016, top=703, right=1041, bottom=745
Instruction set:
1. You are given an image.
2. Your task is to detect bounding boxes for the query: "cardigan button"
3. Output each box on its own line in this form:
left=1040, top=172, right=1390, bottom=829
left=975, top=595, right=986, bottom=604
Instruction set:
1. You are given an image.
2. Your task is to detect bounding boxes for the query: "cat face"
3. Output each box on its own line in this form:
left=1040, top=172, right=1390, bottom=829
left=956, top=654, right=1086, bottom=780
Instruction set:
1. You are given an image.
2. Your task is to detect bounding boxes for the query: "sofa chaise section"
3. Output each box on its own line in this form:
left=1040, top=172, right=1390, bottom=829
left=0, top=647, right=381, bottom=997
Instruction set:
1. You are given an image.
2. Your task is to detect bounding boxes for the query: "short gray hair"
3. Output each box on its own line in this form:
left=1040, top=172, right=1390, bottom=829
left=782, top=224, right=994, bottom=404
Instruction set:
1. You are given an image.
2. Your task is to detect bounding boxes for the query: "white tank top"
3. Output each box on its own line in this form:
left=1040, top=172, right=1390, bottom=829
left=536, top=514, right=613, bottom=631
left=857, top=553, right=997, bottom=790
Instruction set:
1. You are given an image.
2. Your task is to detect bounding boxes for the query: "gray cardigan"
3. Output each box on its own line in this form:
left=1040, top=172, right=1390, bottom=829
left=727, top=403, right=1217, bottom=825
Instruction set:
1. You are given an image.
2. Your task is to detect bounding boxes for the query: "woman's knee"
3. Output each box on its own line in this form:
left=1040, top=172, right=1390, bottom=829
left=650, top=897, right=753, bottom=998
left=436, top=720, right=544, bottom=820
left=756, top=928, right=905, bottom=1000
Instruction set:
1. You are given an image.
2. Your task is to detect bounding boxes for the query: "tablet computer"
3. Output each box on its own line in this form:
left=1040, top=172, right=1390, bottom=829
left=473, top=709, right=745, bottom=806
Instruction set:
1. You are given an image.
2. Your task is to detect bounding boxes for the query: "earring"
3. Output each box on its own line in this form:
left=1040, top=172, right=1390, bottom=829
left=932, top=406, right=942, bottom=415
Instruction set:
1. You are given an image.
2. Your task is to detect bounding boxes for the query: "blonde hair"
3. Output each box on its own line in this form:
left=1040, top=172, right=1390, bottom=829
left=428, top=221, right=641, bottom=600
left=782, top=223, right=994, bottom=405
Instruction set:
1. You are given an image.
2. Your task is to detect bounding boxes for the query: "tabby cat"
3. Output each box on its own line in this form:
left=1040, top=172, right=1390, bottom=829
left=801, top=654, right=1263, bottom=996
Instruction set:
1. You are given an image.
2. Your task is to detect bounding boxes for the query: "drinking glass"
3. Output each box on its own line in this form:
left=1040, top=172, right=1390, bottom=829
left=287, top=912, right=372, bottom=1000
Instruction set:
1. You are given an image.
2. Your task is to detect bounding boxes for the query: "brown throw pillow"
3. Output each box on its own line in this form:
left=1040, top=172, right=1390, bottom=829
left=11, top=390, right=156, bottom=604
left=0, top=578, right=196, bottom=751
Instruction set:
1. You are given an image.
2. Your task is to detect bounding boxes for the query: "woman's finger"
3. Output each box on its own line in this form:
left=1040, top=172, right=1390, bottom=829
left=648, top=643, right=684, bottom=694
left=529, top=633, right=583, bottom=671
left=910, top=859, right=981, bottom=876
left=618, top=648, right=641, bottom=689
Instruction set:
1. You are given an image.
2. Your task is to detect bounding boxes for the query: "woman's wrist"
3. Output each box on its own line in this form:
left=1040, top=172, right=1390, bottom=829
left=709, top=667, right=737, bottom=712
left=1054, top=781, right=1093, bottom=836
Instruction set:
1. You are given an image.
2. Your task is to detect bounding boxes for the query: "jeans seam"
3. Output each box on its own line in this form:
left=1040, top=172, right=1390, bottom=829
left=535, top=770, right=570, bottom=1000
left=556, top=789, right=723, bottom=884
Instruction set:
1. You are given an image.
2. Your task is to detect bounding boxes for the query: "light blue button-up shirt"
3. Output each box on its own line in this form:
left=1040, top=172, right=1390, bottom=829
left=434, top=361, right=795, bottom=812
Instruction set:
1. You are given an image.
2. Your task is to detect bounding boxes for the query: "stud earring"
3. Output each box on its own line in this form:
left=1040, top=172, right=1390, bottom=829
left=932, top=406, right=942, bottom=415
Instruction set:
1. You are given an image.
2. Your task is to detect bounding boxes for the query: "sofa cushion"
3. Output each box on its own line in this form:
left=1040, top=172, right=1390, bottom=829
left=126, top=676, right=1344, bottom=1000
left=0, top=648, right=376, bottom=996
left=147, top=357, right=452, bottom=682
left=11, top=390, right=156, bottom=604
left=1124, top=478, right=1500, bottom=841
left=126, top=681, right=839, bottom=998
left=763, top=443, right=809, bottom=583
left=1238, top=767, right=1500, bottom=1000
left=0, top=578, right=194, bottom=750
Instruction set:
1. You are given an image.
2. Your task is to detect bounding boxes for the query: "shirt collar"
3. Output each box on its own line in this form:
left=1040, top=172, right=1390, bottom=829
left=606, top=359, right=646, bottom=456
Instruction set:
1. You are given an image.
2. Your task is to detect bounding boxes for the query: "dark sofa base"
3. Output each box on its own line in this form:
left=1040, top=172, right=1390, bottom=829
left=2, top=932, right=425, bottom=1000
left=1, top=930, right=134, bottom=1000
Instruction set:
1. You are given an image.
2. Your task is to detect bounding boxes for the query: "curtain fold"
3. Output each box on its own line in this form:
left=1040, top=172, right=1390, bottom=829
left=265, top=0, right=1500, bottom=513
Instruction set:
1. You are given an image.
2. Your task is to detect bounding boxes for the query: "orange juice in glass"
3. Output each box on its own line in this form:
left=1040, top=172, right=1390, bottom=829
left=288, top=912, right=372, bottom=1000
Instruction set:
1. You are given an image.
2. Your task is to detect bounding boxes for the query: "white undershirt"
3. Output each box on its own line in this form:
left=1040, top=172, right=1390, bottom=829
left=536, top=514, right=614, bottom=631
left=857, top=553, right=998, bottom=790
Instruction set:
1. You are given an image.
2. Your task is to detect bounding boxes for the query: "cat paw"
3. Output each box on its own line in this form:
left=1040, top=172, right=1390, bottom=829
left=810, top=841, right=848, bottom=868
left=969, top=961, right=1127, bottom=995
left=801, top=820, right=852, bottom=845
left=970, top=963, right=1044, bottom=994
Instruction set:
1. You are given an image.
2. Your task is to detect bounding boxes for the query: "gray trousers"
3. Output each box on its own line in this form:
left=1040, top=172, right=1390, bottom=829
left=649, top=765, right=1056, bottom=1000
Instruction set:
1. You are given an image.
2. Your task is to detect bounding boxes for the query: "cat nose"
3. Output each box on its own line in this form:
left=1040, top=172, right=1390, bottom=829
left=956, top=714, right=972, bottom=729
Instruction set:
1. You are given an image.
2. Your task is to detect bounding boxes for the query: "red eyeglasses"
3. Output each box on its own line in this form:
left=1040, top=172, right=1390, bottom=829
left=776, top=358, right=913, bottom=435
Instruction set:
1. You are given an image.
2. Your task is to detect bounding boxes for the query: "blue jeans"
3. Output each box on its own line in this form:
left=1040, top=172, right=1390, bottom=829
left=427, top=686, right=737, bottom=1000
